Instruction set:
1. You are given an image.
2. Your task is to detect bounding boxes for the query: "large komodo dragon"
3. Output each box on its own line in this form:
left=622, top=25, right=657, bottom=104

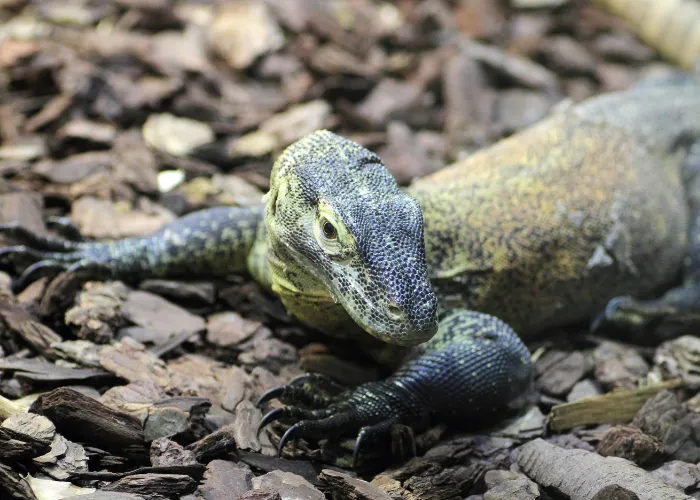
left=2, top=78, right=700, bottom=465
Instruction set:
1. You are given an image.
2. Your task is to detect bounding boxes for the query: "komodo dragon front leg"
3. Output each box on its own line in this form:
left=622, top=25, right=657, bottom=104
left=0, top=206, right=263, bottom=290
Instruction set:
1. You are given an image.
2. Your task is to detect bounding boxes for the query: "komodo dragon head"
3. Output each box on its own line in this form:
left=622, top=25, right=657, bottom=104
left=262, top=130, right=438, bottom=346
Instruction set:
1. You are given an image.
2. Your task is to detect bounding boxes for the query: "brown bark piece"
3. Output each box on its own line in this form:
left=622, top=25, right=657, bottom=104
left=632, top=390, right=700, bottom=463
left=150, top=437, right=198, bottom=468
left=29, top=387, right=147, bottom=461
left=591, top=485, right=640, bottom=500
left=319, top=469, right=393, bottom=500
left=103, top=473, right=196, bottom=498
left=596, top=424, right=665, bottom=466
left=650, top=461, right=700, bottom=495
left=99, top=337, right=171, bottom=387
left=252, top=470, right=324, bottom=500
left=187, top=423, right=239, bottom=463
left=0, top=425, right=51, bottom=460
left=237, top=490, right=281, bottom=500
left=0, top=462, right=37, bottom=500
left=483, top=470, right=540, bottom=500
left=198, top=459, right=253, bottom=499
left=535, top=350, right=587, bottom=397
left=0, top=300, right=61, bottom=353
left=517, top=438, right=691, bottom=500
left=122, top=290, right=206, bottom=344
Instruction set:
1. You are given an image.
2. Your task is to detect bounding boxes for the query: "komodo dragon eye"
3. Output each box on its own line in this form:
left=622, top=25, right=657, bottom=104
left=321, top=219, right=337, bottom=240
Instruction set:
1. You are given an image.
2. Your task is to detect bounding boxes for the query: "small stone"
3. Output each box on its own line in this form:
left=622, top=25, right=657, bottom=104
left=511, top=0, right=569, bottom=7
left=70, top=197, right=175, bottom=240
left=596, top=63, right=637, bottom=92
left=535, top=350, right=587, bottom=397
left=238, top=337, right=298, bottom=373
left=238, top=490, right=281, bottom=500
left=377, top=122, right=444, bottom=185
left=319, top=469, right=394, bottom=500
left=567, top=379, right=601, bottom=402
left=596, top=424, right=664, bottom=466
left=495, top=89, right=552, bottom=134
left=65, top=281, right=129, bottom=344
left=144, top=407, right=190, bottom=442
left=2, top=413, right=56, bottom=443
left=99, top=337, right=171, bottom=388
left=122, top=290, right=206, bottom=344
left=653, top=335, right=700, bottom=389
left=103, top=473, right=197, bottom=497
left=483, top=470, right=539, bottom=500
left=207, top=312, right=263, bottom=348
left=56, top=119, right=117, bottom=147
left=633, top=390, right=700, bottom=463
left=229, top=100, right=332, bottom=158
left=0, top=192, right=45, bottom=234
left=650, top=460, right=700, bottom=493
left=142, top=113, right=214, bottom=157
left=0, top=135, right=46, bottom=161
left=592, top=33, right=655, bottom=63
left=591, top=485, right=639, bottom=500
left=540, top=36, right=597, bottom=75
left=355, top=78, right=423, bottom=128
left=198, top=459, right=254, bottom=499
left=593, top=341, right=649, bottom=390
left=150, top=437, right=198, bottom=468
left=33, top=152, right=111, bottom=184
left=252, top=471, right=324, bottom=500
left=232, top=400, right=262, bottom=452
left=219, top=366, right=253, bottom=413
left=208, top=0, right=284, bottom=70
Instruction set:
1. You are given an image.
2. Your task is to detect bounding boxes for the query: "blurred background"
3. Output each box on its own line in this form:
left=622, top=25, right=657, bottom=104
left=0, top=0, right=678, bottom=241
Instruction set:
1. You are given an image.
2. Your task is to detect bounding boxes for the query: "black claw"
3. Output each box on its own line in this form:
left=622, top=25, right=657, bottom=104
left=258, top=407, right=286, bottom=435
left=0, top=245, right=42, bottom=263
left=256, top=387, right=285, bottom=408
left=257, top=384, right=331, bottom=408
left=270, top=408, right=353, bottom=456
left=352, top=419, right=396, bottom=469
left=258, top=406, right=331, bottom=437
left=46, top=216, right=84, bottom=241
left=14, top=260, right=67, bottom=291
left=278, top=423, right=303, bottom=458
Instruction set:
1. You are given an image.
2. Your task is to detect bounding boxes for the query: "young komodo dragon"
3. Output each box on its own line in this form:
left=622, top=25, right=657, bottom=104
left=2, top=78, right=700, bottom=466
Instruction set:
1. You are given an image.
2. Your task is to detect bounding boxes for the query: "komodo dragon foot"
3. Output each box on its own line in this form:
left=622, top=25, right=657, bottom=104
left=258, top=311, right=534, bottom=469
left=257, top=372, right=431, bottom=468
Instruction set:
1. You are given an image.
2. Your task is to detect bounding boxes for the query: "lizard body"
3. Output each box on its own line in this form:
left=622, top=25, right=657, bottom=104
left=4, top=78, right=700, bottom=466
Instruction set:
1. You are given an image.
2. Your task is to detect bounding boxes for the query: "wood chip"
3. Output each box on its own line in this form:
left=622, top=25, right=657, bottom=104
left=103, top=473, right=197, bottom=498
left=319, top=469, right=393, bottom=500
left=29, top=387, right=147, bottom=461
left=517, top=438, right=690, bottom=500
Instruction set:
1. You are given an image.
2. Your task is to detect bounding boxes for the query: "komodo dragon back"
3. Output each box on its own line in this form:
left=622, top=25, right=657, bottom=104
left=408, top=79, right=700, bottom=335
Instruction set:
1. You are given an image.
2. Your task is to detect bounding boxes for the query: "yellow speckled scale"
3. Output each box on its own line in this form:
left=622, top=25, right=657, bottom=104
left=408, top=85, right=697, bottom=335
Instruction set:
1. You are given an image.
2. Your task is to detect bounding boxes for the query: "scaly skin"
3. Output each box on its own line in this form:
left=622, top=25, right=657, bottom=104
left=595, top=0, right=700, bottom=70
left=3, top=79, right=700, bottom=467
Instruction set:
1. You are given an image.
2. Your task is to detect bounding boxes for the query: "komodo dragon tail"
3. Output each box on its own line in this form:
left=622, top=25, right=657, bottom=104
left=594, top=0, right=700, bottom=70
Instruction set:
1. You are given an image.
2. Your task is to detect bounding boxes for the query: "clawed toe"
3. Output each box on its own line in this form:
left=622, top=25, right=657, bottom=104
left=591, top=295, right=675, bottom=334
left=257, top=376, right=413, bottom=467
left=13, top=260, right=69, bottom=291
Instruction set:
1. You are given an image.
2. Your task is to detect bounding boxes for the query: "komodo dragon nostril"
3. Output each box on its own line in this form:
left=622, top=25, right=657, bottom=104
left=387, top=302, right=404, bottom=320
